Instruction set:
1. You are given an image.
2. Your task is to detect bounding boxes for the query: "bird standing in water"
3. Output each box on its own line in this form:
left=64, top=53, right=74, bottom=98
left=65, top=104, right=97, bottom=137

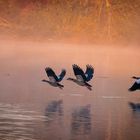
left=67, top=64, right=94, bottom=90
left=129, top=76, right=140, bottom=91
left=42, top=67, right=66, bottom=89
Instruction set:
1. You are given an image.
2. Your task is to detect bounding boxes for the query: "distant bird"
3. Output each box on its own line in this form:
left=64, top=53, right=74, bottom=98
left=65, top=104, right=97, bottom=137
left=67, top=64, right=94, bottom=90
left=42, top=67, right=66, bottom=89
left=129, top=76, right=140, bottom=91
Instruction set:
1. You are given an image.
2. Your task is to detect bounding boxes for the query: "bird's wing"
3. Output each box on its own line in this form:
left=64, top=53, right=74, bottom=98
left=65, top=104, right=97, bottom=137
left=136, top=79, right=140, bottom=84
left=45, top=67, right=58, bottom=82
left=129, top=82, right=140, bottom=91
left=72, top=64, right=86, bottom=82
left=85, top=64, right=94, bottom=82
left=57, top=69, right=66, bottom=82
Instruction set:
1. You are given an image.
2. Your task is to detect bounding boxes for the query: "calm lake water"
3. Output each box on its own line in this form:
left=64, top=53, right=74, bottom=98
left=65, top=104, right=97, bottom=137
left=0, top=39, right=140, bottom=140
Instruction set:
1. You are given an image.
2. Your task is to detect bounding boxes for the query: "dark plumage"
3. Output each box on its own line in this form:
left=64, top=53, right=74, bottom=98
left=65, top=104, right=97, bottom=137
left=85, top=64, right=94, bottom=81
left=67, top=64, right=94, bottom=90
left=129, top=76, right=140, bottom=91
left=42, top=67, right=66, bottom=89
left=73, top=64, right=94, bottom=82
left=132, top=76, right=140, bottom=80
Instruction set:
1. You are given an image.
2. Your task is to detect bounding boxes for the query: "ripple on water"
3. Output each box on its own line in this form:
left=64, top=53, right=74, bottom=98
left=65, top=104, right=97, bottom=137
left=0, top=103, right=45, bottom=140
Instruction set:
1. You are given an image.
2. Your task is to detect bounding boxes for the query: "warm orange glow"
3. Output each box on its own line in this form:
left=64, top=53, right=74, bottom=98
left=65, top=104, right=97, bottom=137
left=0, top=0, right=139, bottom=44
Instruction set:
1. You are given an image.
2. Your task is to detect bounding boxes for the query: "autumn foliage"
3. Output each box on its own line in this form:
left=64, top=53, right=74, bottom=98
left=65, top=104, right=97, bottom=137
left=0, top=0, right=140, bottom=44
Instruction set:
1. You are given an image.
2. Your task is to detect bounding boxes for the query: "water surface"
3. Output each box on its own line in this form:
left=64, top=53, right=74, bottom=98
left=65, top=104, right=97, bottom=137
left=0, top=40, right=140, bottom=140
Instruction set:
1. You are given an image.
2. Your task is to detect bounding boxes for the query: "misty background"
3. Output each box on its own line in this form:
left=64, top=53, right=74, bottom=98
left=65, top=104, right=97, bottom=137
left=0, top=0, right=140, bottom=44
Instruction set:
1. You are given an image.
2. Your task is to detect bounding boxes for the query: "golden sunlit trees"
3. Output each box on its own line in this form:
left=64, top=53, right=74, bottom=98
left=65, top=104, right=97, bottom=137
left=0, top=0, right=140, bottom=44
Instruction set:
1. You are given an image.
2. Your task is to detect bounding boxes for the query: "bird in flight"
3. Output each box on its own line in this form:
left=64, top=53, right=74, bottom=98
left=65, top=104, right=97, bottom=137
left=129, top=76, right=140, bottom=91
left=42, top=67, right=66, bottom=89
left=67, top=64, right=94, bottom=90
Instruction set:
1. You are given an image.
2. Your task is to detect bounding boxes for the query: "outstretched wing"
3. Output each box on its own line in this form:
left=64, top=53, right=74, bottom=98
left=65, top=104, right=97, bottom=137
left=129, top=82, right=140, bottom=91
left=57, top=69, right=66, bottom=82
left=45, top=67, right=58, bottom=82
left=72, top=64, right=87, bottom=82
left=85, top=64, right=94, bottom=82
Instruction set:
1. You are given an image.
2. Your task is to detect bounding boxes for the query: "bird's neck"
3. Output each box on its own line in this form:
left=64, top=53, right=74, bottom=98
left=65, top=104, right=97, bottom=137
left=133, top=76, right=140, bottom=79
left=42, top=79, right=52, bottom=84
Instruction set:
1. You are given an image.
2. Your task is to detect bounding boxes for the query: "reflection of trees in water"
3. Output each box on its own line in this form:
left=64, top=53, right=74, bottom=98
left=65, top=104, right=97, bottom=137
left=45, top=100, right=63, bottom=125
left=71, top=105, right=91, bottom=137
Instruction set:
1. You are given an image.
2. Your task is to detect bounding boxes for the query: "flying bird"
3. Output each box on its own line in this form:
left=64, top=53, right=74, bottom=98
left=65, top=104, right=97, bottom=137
left=129, top=76, right=140, bottom=91
left=67, top=64, right=94, bottom=90
left=42, top=67, right=66, bottom=89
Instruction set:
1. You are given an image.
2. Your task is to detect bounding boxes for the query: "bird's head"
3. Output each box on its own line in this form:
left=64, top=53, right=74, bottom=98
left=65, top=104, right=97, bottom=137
left=132, top=76, right=137, bottom=79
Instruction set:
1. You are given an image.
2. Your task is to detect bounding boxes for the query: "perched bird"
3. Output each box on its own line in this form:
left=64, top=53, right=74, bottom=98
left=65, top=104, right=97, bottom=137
left=42, top=67, right=66, bottom=89
left=129, top=76, right=140, bottom=91
left=67, top=64, right=94, bottom=90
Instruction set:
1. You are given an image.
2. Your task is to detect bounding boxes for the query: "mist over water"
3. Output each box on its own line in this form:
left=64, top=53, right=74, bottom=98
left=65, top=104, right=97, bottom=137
left=0, top=39, right=140, bottom=140
left=0, top=1, right=140, bottom=139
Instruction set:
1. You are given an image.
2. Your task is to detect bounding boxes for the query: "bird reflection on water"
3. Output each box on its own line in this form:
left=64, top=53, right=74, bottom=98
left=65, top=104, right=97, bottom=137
left=45, top=100, right=63, bottom=125
left=129, top=102, right=140, bottom=111
left=71, top=105, right=91, bottom=138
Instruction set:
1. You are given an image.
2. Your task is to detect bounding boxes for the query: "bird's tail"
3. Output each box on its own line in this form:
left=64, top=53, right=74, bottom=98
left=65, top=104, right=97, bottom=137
left=84, top=82, right=92, bottom=87
left=57, top=83, right=64, bottom=89
left=84, top=82, right=92, bottom=91
left=57, top=69, right=66, bottom=82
